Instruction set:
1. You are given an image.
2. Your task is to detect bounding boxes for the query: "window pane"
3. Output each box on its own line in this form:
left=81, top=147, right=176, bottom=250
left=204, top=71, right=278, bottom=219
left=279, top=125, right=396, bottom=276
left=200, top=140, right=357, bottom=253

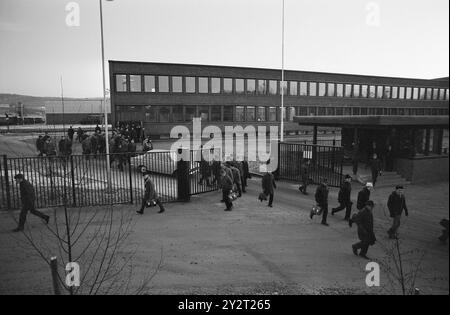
left=439, top=89, right=446, bottom=100
left=280, top=81, right=288, bottom=95
left=353, top=85, right=360, bottom=98
left=144, top=75, right=156, bottom=93
left=433, top=88, right=440, bottom=100
left=236, top=106, right=245, bottom=122
left=258, top=80, right=267, bottom=95
left=318, top=107, right=326, bottom=116
left=384, top=86, right=392, bottom=99
left=326, top=107, right=335, bottom=116
left=159, top=107, right=170, bottom=122
left=369, top=85, right=376, bottom=98
left=185, top=77, right=196, bottom=93
left=173, top=106, right=183, bottom=122
left=399, top=87, right=405, bottom=99
left=199, top=77, right=208, bottom=93
left=345, top=84, right=353, bottom=97
left=335, top=107, right=344, bottom=116
left=352, top=107, right=360, bottom=116
left=406, top=87, right=412, bottom=99
left=297, top=106, right=308, bottom=116
left=308, top=107, right=317, bottom=116
left=144, top=106, right=157, bottom=122
left=392, top=87, right=398, bottom=99
left=268, top=107, right=277, bottom=121
left=236, top=79, right=244, bottom=94
left=211, top=78, right=221, bottom=93
left=318, top=83, right=326, bottom=97
left=309, top=82, right=317, bottom=96
left=426, top=88, right=433, bottom=100
left=360, top=107, right=368, bottom=115
left=246, top=106, right=255, bottom=121
left=269, top=80, right=278, bottom=95
left=158, top=76, right=169, bottom=93
left=413, top=88, right=419, bottom=100
left=327, top=83, right=335, bottom=97
left=300, top=82, right=308, bottom=96
left=223, top=106, right=234, bottom=122
left=185, top=106, right=196, bottom=122
left=289, top=81, right=298, bottom=96
left=116, top=75, right=127, bottom=92
left=199, top=106, right=209, bottom=121
left=130, top=75, right=141, bottom=92
left=223, top=78, right=233, bottom=94
left=377, top=86, right=384, bottom=99
left=257, top=107, right=266, bottom=121
left=247, top=79, right=256, bottom=94
left=211, top=106, right=221, bottom=121
left=361, top=85, right=368, bottom=98
left=336, top=84, right=344, bottom=97
left=172, top=76, right=182, bottom=93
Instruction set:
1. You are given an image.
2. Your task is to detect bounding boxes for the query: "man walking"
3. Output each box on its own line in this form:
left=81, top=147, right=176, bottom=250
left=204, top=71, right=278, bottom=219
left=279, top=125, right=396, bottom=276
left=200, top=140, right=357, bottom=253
left=220, top=168, right=234, bottom=211
left=67, top=126, right=75, bottom=142
left=387, top=185, right=409, bottom=239
left=298, top=159, right=310, bottom=195
left=312, top=178, right=330, bottom=226
left=357, top=182, right=372, bottom=211
left=13, top=174, right=49, bottom=232
left=351, top=200, right=376, bottom=260
left=137, top=173, right=165, bottom=215
left=369, top=153, right=382, bottom=187
left=261, top=170, right=276, bottom=208
left=332, top=174, right=353, bottom=221
left=227, top=162, right=242, bottom=197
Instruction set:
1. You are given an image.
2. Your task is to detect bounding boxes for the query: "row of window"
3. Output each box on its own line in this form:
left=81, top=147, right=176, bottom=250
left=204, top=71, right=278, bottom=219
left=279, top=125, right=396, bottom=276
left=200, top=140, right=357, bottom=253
left=115, top=74, right=450, bottom=101
left=116, top=105, right=449, bottom=123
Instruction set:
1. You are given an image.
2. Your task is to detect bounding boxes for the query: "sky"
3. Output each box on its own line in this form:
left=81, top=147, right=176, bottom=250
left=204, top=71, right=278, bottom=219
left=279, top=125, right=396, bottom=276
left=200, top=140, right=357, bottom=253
left=0, top=0, right=448, bottom=98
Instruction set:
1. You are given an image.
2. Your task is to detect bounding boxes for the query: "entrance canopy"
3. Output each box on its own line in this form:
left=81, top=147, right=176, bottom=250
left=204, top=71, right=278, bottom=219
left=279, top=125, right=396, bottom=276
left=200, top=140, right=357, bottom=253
left=293, top=115, right=449, bottom=128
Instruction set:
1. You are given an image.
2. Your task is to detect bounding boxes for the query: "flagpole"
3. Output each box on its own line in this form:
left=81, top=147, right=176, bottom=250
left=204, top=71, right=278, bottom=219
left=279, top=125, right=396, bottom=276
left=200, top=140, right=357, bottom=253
left=280, top=0, right=285, bottom=142
left=100, top=0, right=112, bottom=190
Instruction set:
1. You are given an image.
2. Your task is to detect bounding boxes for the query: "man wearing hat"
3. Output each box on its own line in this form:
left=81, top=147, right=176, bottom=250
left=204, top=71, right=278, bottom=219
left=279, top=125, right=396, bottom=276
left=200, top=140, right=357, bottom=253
left=387, top=185, right=409, bottom=239
left=13, top=174, right=50, bottom=232
left=332, top=175, right=353, bottom=221
left=312, top=177, right=330, bottom=226
left=351, top=200, right=376, bottom=259
left=357, top=182, right=373, bottom=211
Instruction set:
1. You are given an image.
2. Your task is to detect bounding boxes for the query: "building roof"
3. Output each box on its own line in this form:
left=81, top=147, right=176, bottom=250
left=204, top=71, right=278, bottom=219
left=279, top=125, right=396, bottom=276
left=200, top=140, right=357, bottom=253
left=293, top=115, right=450, bottom=127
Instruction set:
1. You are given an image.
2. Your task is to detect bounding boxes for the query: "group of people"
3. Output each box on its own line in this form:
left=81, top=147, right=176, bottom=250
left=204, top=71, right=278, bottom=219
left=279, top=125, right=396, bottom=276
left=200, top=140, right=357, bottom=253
left=218, top=160, right=251, bottom=211
left=35, top=132, right=57, bottom=157
left=308, top=175, right=409, bottom=259
left=115, top=122, right=144, bottom=144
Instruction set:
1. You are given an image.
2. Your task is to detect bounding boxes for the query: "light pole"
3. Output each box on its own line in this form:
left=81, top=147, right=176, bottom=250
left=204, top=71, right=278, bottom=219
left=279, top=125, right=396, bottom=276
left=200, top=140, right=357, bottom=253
left=100, top=0, right=112, bottom=189
left=280, top=0, right=285, bottom=142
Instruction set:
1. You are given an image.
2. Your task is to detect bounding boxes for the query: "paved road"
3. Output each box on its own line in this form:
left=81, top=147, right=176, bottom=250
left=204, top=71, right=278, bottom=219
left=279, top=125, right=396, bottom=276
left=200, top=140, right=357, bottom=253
left=0, top=177, right=448, bottom=295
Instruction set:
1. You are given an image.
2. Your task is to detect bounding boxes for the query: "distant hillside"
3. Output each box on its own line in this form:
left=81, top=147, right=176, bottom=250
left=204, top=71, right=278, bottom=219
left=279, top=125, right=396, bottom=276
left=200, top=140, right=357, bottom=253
left=0, top=94, right=102, bottom=107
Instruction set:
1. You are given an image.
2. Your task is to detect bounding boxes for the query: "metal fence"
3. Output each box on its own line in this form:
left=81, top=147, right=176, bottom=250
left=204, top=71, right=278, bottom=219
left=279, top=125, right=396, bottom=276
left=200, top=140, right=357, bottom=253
left=0, top=149, right=221, bottom=211
left=277, top=142, right=344, bottom=187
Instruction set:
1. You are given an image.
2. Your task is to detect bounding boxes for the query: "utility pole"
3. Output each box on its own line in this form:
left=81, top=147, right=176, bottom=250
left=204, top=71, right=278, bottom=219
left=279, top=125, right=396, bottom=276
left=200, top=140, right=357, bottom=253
left=280, top=0, right=285, bottom=142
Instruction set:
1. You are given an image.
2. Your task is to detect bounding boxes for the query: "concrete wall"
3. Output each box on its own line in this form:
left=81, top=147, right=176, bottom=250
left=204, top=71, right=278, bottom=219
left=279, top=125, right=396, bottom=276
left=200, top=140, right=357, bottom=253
left=395, top=155, right=449, bottom=183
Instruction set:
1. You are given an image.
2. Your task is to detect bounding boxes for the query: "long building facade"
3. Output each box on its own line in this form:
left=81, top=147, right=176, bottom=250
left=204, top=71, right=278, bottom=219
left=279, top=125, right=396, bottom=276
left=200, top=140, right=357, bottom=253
left=109, top=61, right=449, bottom=139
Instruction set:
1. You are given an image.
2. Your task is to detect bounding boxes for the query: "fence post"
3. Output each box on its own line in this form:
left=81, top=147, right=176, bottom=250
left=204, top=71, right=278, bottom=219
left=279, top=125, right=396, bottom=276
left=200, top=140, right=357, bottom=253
left=128, top=157, right=133, bottom=204
left=176, top=150, right=190, bottom=202
left=50, top=257, right=61, bottom=295
left=3, top=155, right=11, bottom=210
left=70, top=156, right=76, bottom=207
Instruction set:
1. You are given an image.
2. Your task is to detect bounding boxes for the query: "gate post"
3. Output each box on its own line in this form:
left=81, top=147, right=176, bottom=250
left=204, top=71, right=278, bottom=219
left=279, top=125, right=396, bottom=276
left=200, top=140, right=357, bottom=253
left=128, top=158, right=133, bottom=204
left=176, top=149, right=190, bottom=202
left=3, top=155, right=11, bottom=210
left=70, top=155, right=76, bottom=207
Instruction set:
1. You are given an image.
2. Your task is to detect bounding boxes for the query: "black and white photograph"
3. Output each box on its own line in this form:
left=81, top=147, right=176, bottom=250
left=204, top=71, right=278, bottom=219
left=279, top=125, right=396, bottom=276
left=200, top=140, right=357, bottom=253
left=0, top=0, right=448, bottom=300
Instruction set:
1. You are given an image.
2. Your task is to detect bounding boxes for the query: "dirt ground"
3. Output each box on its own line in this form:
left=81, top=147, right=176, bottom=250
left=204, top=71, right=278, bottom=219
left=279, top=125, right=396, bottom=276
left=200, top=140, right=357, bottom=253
left=0, top=178, right=448, bottom=295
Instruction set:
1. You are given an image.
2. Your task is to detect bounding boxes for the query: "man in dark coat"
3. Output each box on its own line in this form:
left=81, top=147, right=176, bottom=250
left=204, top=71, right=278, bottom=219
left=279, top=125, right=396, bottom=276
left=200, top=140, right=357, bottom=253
left=227, top=162, right=242, bottom=197
left=387, top=185, right=409, bottom=239
left=36, top=135, right=45, bottom=156
left=312, top=178, right=330, bottom=226
left=77, top=127, right=84, bottom=143
left=261, top=171, right=276, bottom=207
left=332, top=174, right=353, bottom=221
left=357, top=182, right=373, bottom=211
left=67, top=126, right=75, bottom=141
left=137, top=173, right=165, bottom=214
left=95, top=125, right=101, bottom=134
left=298, top=160, right=310, bottom=195
left=13, top=174, right=49, bottom=232
left=220, top=168, right=234, bottom=211
left=43, top=138, right=57, bottom=157
left=351, top=200, right=376, bottom=259
left=241, top=160, right=251, bottom=192
left=369, top=153, right=382, bottom=187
